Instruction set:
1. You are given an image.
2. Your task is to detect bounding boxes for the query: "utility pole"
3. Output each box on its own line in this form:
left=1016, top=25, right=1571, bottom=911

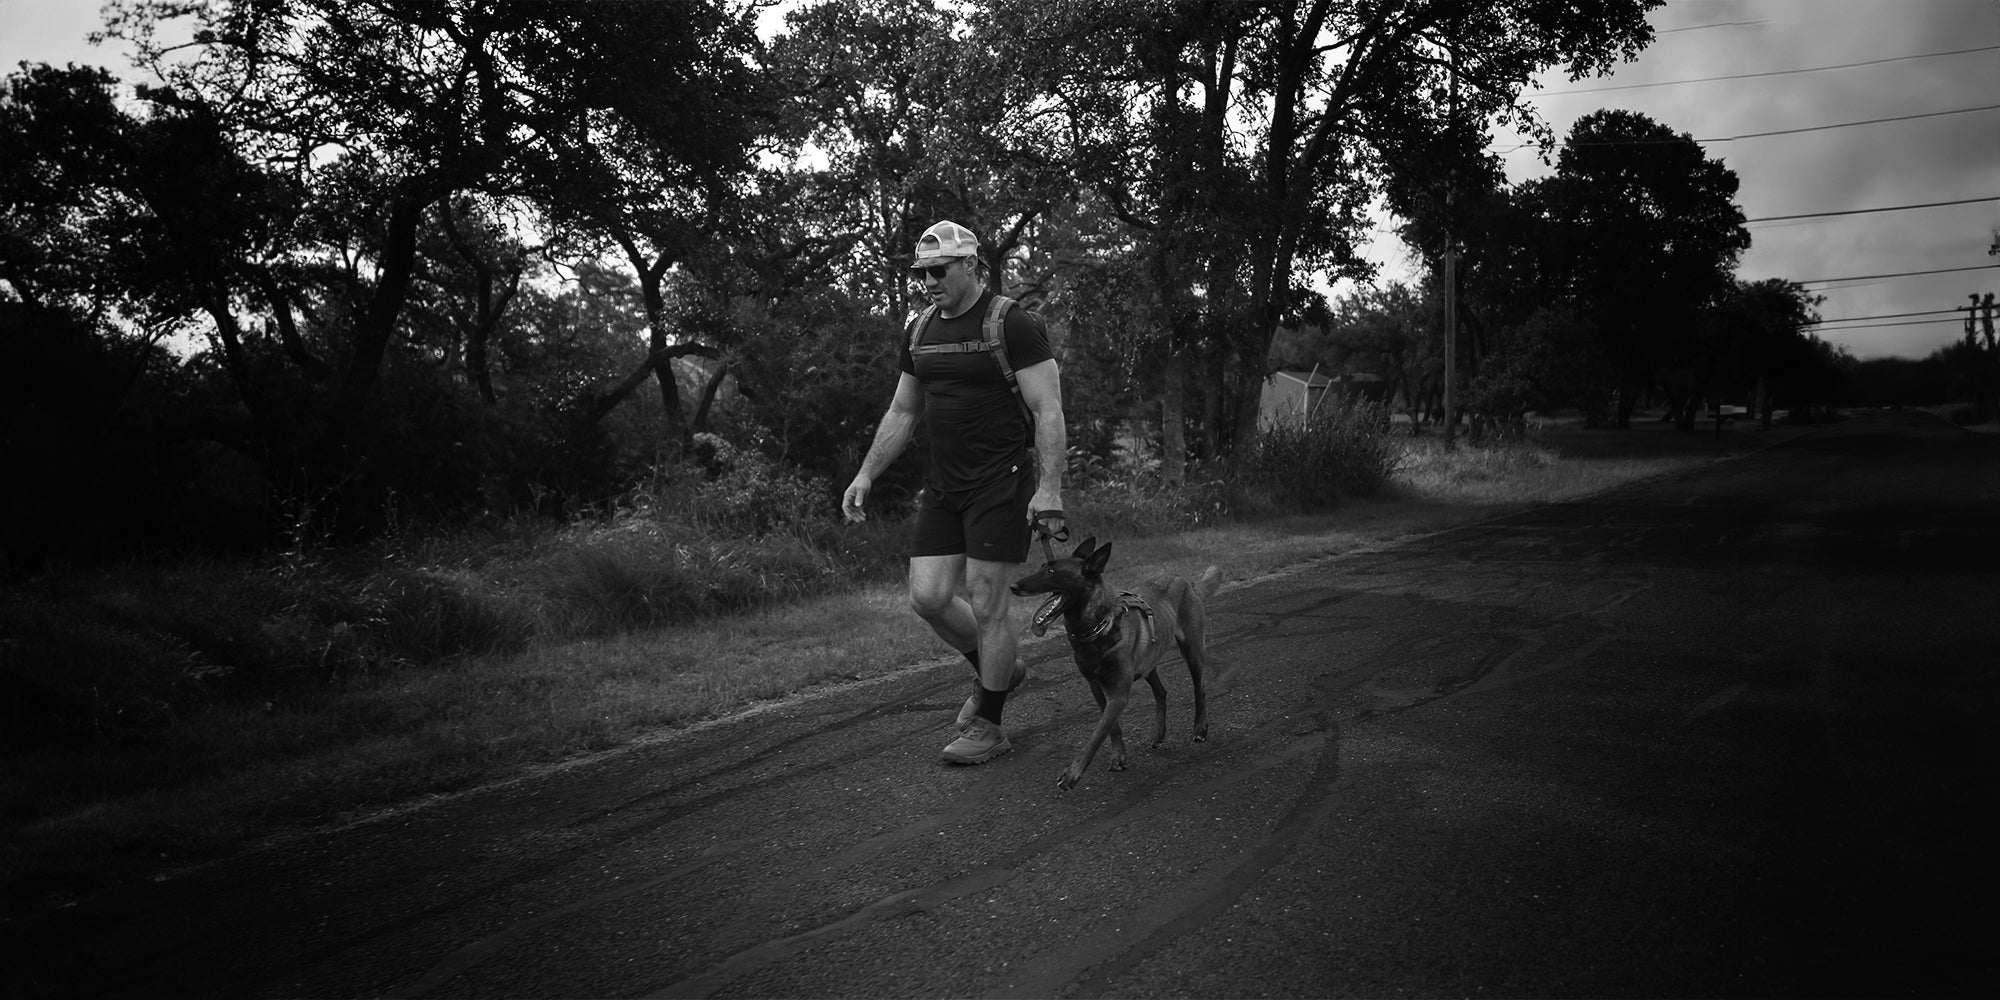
left=1442, top=46, right=1458, bottom=448
left=1443, top=246, right=1457, bottom=447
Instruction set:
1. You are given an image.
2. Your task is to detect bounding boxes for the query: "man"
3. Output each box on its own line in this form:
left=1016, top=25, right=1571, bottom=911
left=842, top=220, right=1067, bottom=765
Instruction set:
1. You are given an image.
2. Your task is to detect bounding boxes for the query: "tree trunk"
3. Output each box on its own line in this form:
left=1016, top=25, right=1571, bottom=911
left=690, top=362, right=730, bottom=436
left=1161, top=351, right=1187, bottom=487
left=339, top=189, right=426, bottom=418
left=438, top=200, right=520, bottom=407
left=635, top=259, right=688, bottom=459
left=1615, top=383, right=1640, bottom=428
left=251, top=269, right=330, bottom=381
left=204, top=296, right=262, bottom=422
left=579, top=342, right=718, bottom=427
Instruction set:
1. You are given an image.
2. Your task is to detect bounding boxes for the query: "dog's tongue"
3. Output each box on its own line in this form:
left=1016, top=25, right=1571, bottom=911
left=1031, top=593, right=1066, bottom=637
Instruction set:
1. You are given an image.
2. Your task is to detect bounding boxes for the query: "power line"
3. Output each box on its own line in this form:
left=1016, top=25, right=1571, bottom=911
left=1503, top=103, right=2000, bottom=151
left=1815, top=316, right=1982, bottom=332
left=1797, top=263, right=2000, bottom=285
left=1528, top=44, right=2000, bottom=98
left=1745, top=196, right=1997, bottom=223
left=1703, top=104, right=2000, bottom=142
left=1816, top=307, right=1972, bottom=323
left=1657, top=20, right=1769, bottom=35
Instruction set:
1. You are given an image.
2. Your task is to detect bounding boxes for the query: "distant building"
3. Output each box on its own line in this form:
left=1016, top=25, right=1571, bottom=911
left=1258, top=370, right=1387, bottom=430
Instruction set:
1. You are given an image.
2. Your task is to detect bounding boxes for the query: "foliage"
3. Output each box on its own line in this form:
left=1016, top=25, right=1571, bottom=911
left=1465, top=305, right=1610, bottom=424
left=1530, top=111, right=1751, bottom=425
left=1235, top=402, right=1402, bottom=514
left=1274, top=281, right=1439, bottom=426
left=720, top=286, right=924, bottom=502
left=992, top=0, right=1665, bottom=457
left=0, top=0, right=1798, bottom=573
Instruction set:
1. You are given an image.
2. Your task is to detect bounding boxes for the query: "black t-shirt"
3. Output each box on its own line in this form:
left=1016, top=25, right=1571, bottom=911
left=899, top=291, right=1054, bottom=494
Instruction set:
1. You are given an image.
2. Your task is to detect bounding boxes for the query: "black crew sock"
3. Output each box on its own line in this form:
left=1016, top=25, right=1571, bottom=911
left=973, top=684, right=1008, bottom=725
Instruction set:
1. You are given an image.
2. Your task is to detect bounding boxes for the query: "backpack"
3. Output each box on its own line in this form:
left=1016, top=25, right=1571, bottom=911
left=907, top=294, right=1038, bottom=439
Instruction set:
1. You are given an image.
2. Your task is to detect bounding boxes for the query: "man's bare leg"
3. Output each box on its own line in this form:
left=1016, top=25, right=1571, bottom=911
left=909, top=554, right=977, bottom=651
left=964, top=556, right=1023, bottom=692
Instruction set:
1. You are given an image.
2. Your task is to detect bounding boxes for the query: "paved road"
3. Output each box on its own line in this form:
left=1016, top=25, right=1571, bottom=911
left=17, top=411, right=1996, bottom=998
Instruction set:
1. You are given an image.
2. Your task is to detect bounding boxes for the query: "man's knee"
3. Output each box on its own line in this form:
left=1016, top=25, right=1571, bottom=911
left=908, top=555, right=965, bottom=621
left=964, top=560, right=1017, bottom=619
left=909, top=586, right=955, bottom=621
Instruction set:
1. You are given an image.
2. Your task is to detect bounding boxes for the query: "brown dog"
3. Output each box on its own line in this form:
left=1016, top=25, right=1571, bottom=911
left=1010, top=537, right=1221, bottom=790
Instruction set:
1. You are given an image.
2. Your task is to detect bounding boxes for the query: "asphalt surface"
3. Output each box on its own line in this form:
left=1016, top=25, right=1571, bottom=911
left=15, top=410, right=1997, bottom=998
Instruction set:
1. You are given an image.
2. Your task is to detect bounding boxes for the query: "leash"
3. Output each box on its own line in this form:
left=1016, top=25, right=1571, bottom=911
left=1032, top=508, right=1068, bottom=563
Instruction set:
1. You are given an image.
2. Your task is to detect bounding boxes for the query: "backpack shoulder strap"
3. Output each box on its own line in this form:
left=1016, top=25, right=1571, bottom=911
left=908, top=295, right=1037, bottom=436
left=983, top=295, right=1039, bottom=436
left=905, top=304, right=940, bottom=355
left=982, top=295, right=1020, bottom=389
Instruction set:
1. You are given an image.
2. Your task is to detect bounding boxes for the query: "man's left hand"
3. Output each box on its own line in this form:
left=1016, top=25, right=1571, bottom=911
left=1030, top=506, right=1068, bottom=544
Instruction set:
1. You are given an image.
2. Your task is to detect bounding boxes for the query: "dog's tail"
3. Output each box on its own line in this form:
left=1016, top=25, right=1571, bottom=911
left=1196, top=565, right=1221, bottom=600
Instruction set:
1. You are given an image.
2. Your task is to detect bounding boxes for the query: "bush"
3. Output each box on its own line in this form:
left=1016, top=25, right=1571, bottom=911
left=0, top=593, right=212, bottom=753
left=1235, top=402, right=1401, bottom=513
left=547, top=533, right=846, bottom=633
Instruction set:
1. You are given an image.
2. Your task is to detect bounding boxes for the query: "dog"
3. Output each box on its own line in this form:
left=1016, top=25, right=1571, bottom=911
left=1010, top=537, right=1222, bottom=790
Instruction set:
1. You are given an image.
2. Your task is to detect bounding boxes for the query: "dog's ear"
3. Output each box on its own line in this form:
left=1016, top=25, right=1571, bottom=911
left=1072, top=536, right=1097, bottom=560
left=1082, top=540, right=1112, bottom=576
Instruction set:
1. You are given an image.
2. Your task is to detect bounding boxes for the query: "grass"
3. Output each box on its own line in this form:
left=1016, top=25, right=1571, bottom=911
left=0, top=412, right=1813, bottom=907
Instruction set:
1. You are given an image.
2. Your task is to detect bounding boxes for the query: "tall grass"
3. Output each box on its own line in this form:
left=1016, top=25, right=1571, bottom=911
left=1392, top=433, right=1703, bottom=504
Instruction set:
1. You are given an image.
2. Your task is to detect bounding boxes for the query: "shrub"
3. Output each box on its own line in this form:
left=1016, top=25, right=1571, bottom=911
left=545, top=518, right=851, bottom=638
left=1235, top=402, right=1401, bottom=513
left=645, top=434, right=834, bottom=538
left=0, top=593, right=211, bottom=752
left=352, top=569, right=535, bottom=666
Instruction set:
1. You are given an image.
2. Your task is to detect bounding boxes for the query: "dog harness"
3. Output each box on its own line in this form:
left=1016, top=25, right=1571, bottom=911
left=1070, top=592, right=1157, bottom=648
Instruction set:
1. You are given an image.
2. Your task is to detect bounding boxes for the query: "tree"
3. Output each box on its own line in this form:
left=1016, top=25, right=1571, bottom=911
left=767, top=0, right=1083, bottom=316
left=516, top=0, right=772, bottom=455
left=990, top=0, right=1664, bottom=458
left=1533, top=109, right=1749, bottom=428
left=1708, top=278, right=1822, bottom=428
left=81, top=0, right=775, bottom=529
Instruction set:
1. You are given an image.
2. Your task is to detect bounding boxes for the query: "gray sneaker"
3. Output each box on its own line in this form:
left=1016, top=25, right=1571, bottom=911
left=941, top=717, right=1012, bottom=765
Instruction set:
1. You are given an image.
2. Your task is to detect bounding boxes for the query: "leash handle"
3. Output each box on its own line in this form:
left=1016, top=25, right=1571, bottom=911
left=1031, top=509, right=1068, bottom=563
left=1031, top=509, right=1069, bottom=544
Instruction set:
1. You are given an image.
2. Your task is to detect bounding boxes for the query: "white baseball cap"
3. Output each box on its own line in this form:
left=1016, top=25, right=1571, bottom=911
left=912, top=220, right=980, bottom=264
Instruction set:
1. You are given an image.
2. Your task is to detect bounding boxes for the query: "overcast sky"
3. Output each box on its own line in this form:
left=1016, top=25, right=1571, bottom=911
left=5, top=0, right=1996, bottom=360
left=1423, top=0, right=2000, bottom=361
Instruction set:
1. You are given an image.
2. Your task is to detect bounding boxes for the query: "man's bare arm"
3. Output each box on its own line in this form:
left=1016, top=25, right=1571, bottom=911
left=842, top=372, right=923, bottom=522
left=1016, top=358, right=1066, bottom=527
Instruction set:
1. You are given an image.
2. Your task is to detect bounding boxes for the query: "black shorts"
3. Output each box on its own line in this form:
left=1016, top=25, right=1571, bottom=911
left=910, top=462, right=1033, bottom=563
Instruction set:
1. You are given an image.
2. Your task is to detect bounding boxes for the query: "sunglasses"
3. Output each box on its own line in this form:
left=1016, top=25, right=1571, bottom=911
left=910, top=259, right=965, bottom=280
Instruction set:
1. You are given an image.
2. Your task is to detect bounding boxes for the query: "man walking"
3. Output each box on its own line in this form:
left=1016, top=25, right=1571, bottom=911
left=842, top=220, right=1067, bottom=764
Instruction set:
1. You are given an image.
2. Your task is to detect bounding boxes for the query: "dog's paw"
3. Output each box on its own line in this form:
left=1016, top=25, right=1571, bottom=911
left=1109, top=755, right=1127, bottom=771
left=1056, top=766, right=1083, bottom=791
left=1192, top=730, right=1207, bottom=743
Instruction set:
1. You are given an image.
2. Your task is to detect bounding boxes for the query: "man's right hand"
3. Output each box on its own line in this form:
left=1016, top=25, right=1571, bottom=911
left=841, top=475, right=870, bottom=523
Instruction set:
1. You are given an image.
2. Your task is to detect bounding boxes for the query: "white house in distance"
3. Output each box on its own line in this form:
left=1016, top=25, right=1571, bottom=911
left=1258, top=369, right=1388, bottom=430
